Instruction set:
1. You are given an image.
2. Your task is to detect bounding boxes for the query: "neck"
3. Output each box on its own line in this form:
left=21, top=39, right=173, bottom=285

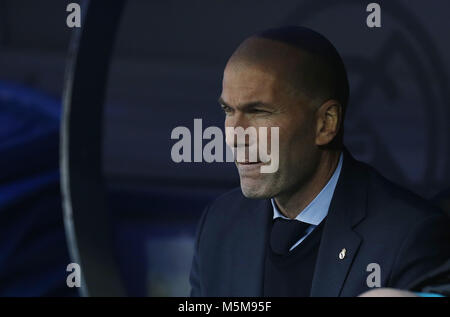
left=274, top=149, right=341, bottom=219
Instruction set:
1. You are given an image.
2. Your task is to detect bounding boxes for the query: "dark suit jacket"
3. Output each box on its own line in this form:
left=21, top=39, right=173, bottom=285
left=409, top=258, right=450, bottom=296
left=190, top=151, right=450, bottom=296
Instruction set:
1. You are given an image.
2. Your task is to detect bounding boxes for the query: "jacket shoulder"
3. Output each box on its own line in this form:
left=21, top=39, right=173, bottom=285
left=364, top=162, right=445, bottom=221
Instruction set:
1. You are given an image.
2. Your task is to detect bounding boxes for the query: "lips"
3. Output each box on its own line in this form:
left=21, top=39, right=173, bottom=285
left=237, top=160, right=263, bottom=165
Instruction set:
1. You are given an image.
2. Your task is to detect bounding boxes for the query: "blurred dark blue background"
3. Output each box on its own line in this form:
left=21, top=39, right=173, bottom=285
left=0, top=0, right=449, bottom=296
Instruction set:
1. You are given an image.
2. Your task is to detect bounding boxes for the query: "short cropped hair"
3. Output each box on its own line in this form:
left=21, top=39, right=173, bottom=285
left=255, top=26, right=349, bottom=148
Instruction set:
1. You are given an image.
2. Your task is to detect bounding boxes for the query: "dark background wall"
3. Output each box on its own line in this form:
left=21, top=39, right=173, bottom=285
left=0, top=0, right=449, bottom=296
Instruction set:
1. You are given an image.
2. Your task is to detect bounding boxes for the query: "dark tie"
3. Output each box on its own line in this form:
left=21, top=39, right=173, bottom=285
left=270, top=217, right=310, bottom=255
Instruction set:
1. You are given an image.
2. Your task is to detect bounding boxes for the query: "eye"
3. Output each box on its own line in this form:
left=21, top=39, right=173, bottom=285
left=249, top=108, right=270, bottom=114
left=221, top=105, right=233, bottom=114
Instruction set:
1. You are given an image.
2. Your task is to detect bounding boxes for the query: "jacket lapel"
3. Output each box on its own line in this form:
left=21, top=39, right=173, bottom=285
left=310, top=151, right=368, bottom=297
left=229, top=198, right=272, bottom=296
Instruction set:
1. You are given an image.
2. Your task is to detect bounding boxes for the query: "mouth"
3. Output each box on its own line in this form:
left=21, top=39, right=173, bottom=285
left=236, top=161, right=266, bottom=176
left=237, top=160, right=263, bottom=165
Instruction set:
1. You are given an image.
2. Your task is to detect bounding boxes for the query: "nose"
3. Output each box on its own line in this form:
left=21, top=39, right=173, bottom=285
left=225, top=113, right=251, bottom=148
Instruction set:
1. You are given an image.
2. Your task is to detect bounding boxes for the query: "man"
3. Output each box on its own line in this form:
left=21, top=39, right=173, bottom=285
left=189, top=26, right=450, bottom=297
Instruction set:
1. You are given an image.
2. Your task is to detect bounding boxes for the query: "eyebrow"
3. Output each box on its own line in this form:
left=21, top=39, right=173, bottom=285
left=218, top=97, right=269, bottom=111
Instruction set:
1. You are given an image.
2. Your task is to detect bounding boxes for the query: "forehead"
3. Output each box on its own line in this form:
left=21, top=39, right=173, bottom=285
left=221, top=61, right=290, bottom=105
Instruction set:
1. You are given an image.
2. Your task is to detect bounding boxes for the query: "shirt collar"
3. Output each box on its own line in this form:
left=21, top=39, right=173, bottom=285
left=271, top=153, right=343, bottom=225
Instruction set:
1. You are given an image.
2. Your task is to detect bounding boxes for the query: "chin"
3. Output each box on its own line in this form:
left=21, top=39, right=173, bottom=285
left=239, top=179, right=273, bottom=199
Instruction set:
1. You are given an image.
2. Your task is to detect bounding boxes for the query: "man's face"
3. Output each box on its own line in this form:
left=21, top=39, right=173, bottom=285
left=220, top=57, right=320, bottom=199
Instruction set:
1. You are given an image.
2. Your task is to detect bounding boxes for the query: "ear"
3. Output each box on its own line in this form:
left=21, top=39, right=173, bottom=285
left=314, top=99, right=342, bottom=146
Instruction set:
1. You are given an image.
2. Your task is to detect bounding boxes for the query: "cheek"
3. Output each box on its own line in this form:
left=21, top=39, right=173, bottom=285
left=224, top=116, right=231, bottom=128
left=277, top=120, right=314, bottom=157
left=260, top=119, right=284, bottom=150
left=291, top=112, right=316, bottom=142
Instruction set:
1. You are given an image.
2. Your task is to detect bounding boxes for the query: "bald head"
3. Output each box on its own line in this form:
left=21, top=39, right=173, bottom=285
left=228, top=26, right=349, bottom=112
left=225, top=26, right=349, bottom=149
